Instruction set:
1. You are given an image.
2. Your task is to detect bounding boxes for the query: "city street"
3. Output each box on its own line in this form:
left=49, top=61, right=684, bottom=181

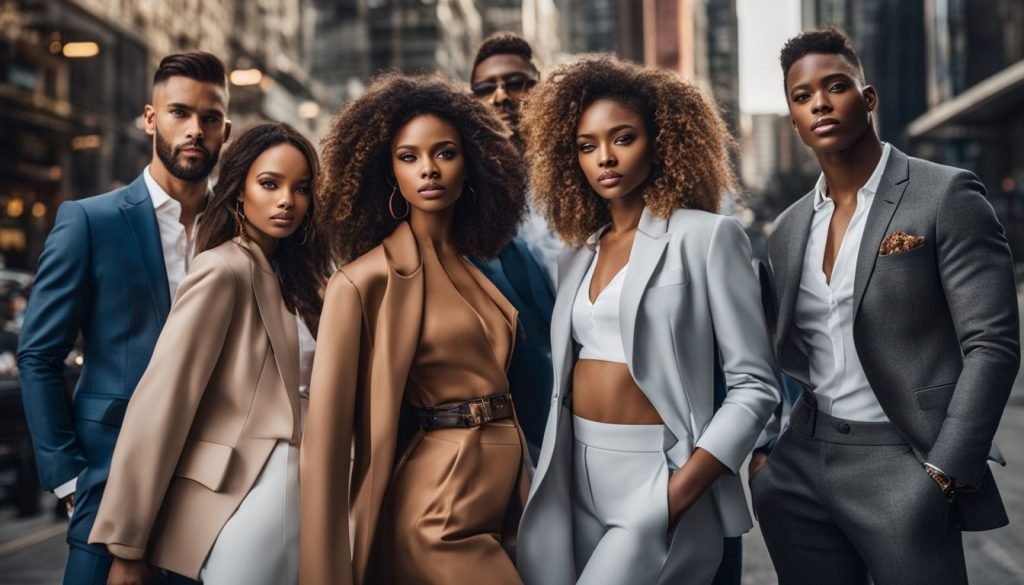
left=1, top=0, right=1021, bottom=582
left=4, top=307, right=1024, bottom=585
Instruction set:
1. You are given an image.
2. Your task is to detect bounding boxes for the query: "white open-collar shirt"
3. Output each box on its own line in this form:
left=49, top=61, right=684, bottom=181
left=792, top=143, right=892, bottom=422
left=143, top=166, right=205, bottom=299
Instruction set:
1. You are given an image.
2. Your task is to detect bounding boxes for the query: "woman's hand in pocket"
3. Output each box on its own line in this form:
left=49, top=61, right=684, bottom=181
left=667, top=448, right=729, bottom=529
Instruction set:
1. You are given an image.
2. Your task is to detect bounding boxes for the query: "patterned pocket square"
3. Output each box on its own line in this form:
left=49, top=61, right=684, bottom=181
left=879, top=231, right=925, bottom=256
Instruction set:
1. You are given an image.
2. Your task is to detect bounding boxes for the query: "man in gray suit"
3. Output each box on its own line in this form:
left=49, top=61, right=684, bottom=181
left=750, top=28, right=1019, bottom=585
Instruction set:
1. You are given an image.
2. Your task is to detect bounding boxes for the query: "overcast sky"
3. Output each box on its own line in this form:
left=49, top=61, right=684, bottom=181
left=738, top=0, right=802, bottom=114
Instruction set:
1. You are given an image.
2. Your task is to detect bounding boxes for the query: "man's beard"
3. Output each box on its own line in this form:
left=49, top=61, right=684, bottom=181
left=155, top=127, right=219, bottom=182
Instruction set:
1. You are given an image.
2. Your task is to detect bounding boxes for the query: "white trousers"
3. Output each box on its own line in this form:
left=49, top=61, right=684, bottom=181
left=200, top=441, right=299, bottom=585
left=571, top=415, right=721, bottom=585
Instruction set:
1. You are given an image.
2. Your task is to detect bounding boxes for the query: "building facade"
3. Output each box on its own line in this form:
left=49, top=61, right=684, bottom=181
left=0, top=0, right=151, bottom=269
left=908, top=0, right=1024, bottom=254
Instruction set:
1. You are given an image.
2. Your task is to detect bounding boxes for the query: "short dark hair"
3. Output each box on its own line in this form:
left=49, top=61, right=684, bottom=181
left=780, top=27, right=864, bottom=88
left=153, top=52, right=227, bottom=87
left=472, top=32, right=539, bottom=76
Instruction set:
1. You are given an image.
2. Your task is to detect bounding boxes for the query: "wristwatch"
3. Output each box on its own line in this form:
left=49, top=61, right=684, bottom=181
left=923, top=463, right=957, bottom=502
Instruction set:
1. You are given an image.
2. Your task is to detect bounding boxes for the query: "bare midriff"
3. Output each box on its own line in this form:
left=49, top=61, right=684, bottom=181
left=571, top=359, right=663, bottom=424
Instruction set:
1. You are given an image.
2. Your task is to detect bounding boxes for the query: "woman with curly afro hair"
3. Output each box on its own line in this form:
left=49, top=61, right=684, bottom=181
left=515, top=56, right=781, bottom=585
left=300, top=72, right=530, bottom=585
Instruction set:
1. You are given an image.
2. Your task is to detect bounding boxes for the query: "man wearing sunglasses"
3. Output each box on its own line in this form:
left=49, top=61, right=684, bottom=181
left=467, top=33, right=556, bottom=468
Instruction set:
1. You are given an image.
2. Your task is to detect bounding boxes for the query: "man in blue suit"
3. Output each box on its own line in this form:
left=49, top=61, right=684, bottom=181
left=469, top=33, right=559, bottom=458
left=18, top=52, right=231, bottom=585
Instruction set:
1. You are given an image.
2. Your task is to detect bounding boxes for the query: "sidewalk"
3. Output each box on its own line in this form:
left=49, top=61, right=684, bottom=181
left=0, top=494, right=66, bottom=584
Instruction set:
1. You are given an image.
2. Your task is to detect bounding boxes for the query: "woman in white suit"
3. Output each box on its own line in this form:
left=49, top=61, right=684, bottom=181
left=515, top=55, right=781, bottom=585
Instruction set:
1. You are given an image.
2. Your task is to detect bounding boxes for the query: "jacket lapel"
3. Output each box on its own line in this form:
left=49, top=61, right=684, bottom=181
left=620, top=209, right=669, bottom=371
left=852, top=147, right=910, bottom=317
left=242, top=239, right=301, bottom=438
left=774, top=193, right=814, bottom=357
left=367, top=221, right=424, bottom=536
left=551, top=243, right=595, bottom=394
left=120, top=175, right=172, bottom=322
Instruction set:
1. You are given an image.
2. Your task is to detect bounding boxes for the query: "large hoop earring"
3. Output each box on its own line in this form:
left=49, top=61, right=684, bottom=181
left=298, top=215, right=311, bottom=246
left=388, top=185, right=409, bottom=220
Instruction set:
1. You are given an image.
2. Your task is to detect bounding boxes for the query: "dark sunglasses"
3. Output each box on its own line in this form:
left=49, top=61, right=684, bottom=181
left=471, top=78, right=537, bottom=98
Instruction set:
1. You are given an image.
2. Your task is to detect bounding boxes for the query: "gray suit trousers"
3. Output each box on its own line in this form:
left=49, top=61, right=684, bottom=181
left=751, top=397, right=967, bottom=585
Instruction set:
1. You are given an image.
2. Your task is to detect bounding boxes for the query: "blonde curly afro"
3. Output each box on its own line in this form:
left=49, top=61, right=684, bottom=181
left=318, top=72, right=527, bottom=262
left=520, top=54, right=737, bottom=246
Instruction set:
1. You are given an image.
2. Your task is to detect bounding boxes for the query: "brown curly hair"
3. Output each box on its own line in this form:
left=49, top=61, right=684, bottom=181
left=319, top=72, right=527, bottom=262
left=520, top=55, right=737, bottom=246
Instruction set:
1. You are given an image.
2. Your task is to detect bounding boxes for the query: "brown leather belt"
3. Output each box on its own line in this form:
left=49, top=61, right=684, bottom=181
left=417, top=393, right=514, bottom=430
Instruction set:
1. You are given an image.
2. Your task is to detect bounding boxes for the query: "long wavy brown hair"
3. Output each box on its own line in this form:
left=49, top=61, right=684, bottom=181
left=319, top=72, right=527, bottom=263
left=519, top=54, right=737, bottom=246
left=196, top=122, right=331, bottom=334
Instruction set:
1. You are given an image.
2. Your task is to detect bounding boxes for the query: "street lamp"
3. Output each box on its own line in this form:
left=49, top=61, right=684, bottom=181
left=230, top=69, right=263, bottom=86
left=62, top=42, right=100, bottom=58
left=298, top=101, right=320, bottom=119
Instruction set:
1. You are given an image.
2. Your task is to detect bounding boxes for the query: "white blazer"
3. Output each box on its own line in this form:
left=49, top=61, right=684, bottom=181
left=517, top=207, right=781, bottom=585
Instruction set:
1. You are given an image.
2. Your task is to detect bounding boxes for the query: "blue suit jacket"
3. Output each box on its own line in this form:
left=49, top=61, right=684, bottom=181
left=472, top=238, right=555, bottom=454
left=18, top=175, right=170, bottom=550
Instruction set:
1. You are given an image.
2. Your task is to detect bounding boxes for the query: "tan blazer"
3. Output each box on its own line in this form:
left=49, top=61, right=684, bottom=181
left=88, top=238, right=300, bottom=579
left=300, top=222, right=529, bottom=585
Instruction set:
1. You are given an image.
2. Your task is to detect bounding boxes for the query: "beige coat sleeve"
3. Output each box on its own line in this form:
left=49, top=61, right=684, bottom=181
left=88, top=251, right=238, bottom=559
left=300, top=270, right=362, bottom=585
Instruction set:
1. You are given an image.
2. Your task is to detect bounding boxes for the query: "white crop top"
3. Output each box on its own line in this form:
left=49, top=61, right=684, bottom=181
left=571, top=250, right=628, bottom=363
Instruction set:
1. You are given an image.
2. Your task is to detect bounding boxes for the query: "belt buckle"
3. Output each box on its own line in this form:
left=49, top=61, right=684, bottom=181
left=466, top=398, right=492, bottom=426
left=419, top=409, right=438, bottom=430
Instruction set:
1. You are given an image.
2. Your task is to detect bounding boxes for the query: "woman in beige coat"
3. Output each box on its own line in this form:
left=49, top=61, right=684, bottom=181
left=88, top=123, right=330, bottom=585
left=301, top=74, right=530, bottom=585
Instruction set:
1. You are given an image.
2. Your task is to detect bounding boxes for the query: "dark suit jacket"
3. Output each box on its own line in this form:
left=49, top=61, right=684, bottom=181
left=767, top=146, right=1019, bottom=531
left=472, top=237, right=555, bottom=453
left=18, top=174, right=170, bottom=550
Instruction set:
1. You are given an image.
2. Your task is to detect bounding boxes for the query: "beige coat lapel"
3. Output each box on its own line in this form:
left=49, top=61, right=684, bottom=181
left=237, top=238, right=301, bottom=440
left=353, top=222, right=424, bottom=583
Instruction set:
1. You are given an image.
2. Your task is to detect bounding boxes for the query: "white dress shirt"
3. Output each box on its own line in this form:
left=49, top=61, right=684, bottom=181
left=143, top=166, right=204, bottom=299
left=55, top=167, right=206, bottom=501
left=792, top=143, right=892, bottom=422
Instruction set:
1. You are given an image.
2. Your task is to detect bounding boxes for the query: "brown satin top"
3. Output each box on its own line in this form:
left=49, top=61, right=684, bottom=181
left=405, top=240, right=517, bottom=408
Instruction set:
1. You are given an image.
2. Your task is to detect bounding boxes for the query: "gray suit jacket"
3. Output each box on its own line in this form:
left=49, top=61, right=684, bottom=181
left=517, top=208, right=781, bottom=585
left=767, top=146, right=1019, bottom=531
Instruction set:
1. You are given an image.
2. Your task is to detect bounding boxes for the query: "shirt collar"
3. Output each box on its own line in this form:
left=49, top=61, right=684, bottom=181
left=144, top=165, right=211, bottom=220
left=813, top=142, right=892, bottom=210
left=143, top=165, right=175, bottom=211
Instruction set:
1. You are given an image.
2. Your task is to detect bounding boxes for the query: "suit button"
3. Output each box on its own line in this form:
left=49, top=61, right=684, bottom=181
left=838, top=422, right=851, bottom=434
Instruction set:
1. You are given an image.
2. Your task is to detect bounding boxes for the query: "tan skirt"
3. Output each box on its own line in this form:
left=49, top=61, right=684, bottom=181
left=381, top=419, right=524, bottom=585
